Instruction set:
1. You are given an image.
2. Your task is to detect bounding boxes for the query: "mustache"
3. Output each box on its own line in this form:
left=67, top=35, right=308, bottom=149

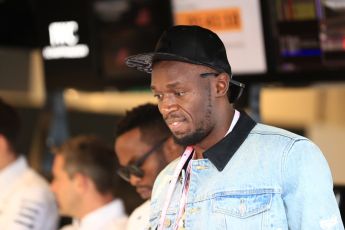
left=164, top=113, right=179, bottom=119
left=135, top=185, right=152, bottom=190
left=164, top=113, right=184, bottom=122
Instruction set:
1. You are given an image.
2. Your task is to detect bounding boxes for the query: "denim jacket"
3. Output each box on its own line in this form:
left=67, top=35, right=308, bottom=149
left=149, top=113, right=344, bottom=230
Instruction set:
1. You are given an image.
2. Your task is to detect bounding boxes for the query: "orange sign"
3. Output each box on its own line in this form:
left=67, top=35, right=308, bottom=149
left=174, top=8, right=242, bottom=32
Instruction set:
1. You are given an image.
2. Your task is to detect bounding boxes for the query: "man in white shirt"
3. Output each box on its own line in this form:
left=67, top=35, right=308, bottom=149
left=0, top=98, right=59, bottom=230
left=51, top=135, right=127, bottom=230
left=114, top=104, right=182, bottom=230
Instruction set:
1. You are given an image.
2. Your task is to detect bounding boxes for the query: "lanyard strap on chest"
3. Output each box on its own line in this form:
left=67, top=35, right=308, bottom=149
left=158, top=146, right=194, bottom=230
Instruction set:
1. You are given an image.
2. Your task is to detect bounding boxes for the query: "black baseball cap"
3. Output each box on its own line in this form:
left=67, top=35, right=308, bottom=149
left=125, top=25, right=245, bottom=102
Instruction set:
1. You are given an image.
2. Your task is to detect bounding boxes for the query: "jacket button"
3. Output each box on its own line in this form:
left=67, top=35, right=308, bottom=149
left=164, top=218, right=172, bottom=227
left=239, top=203, right=246, bottom=216
left=195, top=165, right=208, bottom=170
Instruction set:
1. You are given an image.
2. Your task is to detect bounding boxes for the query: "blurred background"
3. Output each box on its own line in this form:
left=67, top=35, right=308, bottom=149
left=1, top=0, right=345, bottom=217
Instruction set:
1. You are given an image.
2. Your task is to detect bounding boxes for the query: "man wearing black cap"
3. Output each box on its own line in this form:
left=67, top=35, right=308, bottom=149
left=126, top=25, right=343, bottom=230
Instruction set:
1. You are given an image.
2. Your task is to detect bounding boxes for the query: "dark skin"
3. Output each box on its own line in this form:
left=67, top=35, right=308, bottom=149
left=151, top=60, right=235, bottom=159
left=115, top=127, right=168, bottom=199
left=115, top=127, right=182, bottom=199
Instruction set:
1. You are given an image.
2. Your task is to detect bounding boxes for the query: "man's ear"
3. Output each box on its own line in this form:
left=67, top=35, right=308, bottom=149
left=0, top=134, right=11, bottom=154
left=72, top=172, right=89, bottom=193
left=214, top=73, right=230, bottom=97
left=0, top=135, right=7, bottom=153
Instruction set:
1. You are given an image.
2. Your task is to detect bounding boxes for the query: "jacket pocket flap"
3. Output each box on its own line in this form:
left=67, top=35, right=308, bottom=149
left=213, top=191, right=272, bottom=218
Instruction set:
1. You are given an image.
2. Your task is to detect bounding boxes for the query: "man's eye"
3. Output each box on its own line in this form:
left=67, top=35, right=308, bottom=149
left=175, top=91, right=185, bottom=97
left=154, top=94, right=163, bottom=100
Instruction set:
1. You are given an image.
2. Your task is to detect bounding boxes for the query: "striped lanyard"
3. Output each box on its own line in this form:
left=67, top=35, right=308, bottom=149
left=173, top=154, right=193, bottom=230
left=158, top=146, right=194, bottom=230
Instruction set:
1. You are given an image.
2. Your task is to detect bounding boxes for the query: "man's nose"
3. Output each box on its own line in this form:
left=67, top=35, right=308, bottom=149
left=159, top=94, right=178, bottom=117
left=129, top=174, right=142, bottom=186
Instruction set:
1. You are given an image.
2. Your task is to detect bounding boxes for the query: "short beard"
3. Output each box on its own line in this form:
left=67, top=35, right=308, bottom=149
left=173, top=127, right=210, bottom=146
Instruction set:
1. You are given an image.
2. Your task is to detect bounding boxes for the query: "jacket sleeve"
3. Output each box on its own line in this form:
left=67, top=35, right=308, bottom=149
left=0, top=186, right=58, bottom=230
left=282, top=139, right=344, bottom=229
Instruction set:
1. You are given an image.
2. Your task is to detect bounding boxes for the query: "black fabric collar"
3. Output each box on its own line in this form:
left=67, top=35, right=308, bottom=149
left=202, top=111, right=257, bottom=171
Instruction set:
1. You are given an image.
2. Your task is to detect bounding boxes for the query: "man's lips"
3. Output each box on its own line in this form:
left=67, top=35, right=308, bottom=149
left=136, top=186, right=152, bottom=198
left=136, top=187, right=149, bottom=193
left=165, top=115, right=186, bottom=125
left=165, top=118, right=186, bottom=132
left=169, top=120, right=183, bottom=126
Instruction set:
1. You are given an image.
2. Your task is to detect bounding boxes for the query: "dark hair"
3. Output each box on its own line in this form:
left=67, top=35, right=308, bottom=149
left=56, top=135, right=118, bottom=194
left=0, top=98, right=21, bottom=154
left=115, top=103, right=171, bottom=145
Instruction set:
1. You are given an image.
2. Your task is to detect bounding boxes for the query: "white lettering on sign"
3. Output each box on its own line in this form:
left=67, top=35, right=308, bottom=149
left=43, top=20, right=89, bottom=60
left=49, top=21, right=79, bottom=46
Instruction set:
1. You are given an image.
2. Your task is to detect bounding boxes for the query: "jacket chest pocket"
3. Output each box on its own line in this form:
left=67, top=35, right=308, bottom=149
left=212, top=191, right=273, bottom=229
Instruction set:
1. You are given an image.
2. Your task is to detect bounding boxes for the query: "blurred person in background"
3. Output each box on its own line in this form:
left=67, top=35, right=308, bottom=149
left=0, top=98, right=58, bottom=230
left=51, top=135, right=127, bottom=230
left=114, top=103, right=182, bottom=230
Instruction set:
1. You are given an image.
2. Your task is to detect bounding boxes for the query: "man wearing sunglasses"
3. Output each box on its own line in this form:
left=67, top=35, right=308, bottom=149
left=114, top=103, right=183, bottom=230
left=125, top=25, right=343, bottom=229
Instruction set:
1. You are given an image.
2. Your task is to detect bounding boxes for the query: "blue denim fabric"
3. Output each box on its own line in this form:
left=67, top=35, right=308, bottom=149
left=149, top=123, right=344, bottom=230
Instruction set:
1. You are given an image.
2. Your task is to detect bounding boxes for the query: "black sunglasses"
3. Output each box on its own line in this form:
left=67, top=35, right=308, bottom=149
left=117, top=137, right=169, bottom=182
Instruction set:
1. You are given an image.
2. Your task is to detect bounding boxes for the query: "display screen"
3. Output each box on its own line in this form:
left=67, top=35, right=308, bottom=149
left=271, top=0, right=345, bottom=73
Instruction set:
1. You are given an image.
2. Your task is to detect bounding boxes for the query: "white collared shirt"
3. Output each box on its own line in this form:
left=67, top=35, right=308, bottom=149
left=126, top=200, right=150, bottom=230
left=0, top=156, right=59, bottom=230
left=225, top=109, right=240, bottom=136
left=60, top=199, right=128, bottom=230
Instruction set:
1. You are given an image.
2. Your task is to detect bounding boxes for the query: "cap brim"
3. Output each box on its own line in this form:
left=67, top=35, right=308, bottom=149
left=125, top=53, right=154, bottom=74
left=125, top=52, right=208, bottom=74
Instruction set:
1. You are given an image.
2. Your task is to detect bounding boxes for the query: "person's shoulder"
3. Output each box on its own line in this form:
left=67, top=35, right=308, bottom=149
left=131, top=200, right=150, bottom=214
left=24, top=168, right=51, bottom=187
left=13, top=167, right=56, bottom=203
left=59, top=224, right=75, bottom=230
left=129, top=200, right=150, bottom=219
left=127, top=200, right=150, bottom=230
left=20, top=166, right=49, bottom=185
left=252, top=123, right=307, bottom=141
left=253, top=123, right=325, bottom=162
left=250, top=123, right=322, bottom=154
left=104, top=216, right=128, bottom=230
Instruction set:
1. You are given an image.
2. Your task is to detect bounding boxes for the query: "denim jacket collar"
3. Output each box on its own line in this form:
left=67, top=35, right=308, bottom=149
left=203, top=111, right=257, bottom=171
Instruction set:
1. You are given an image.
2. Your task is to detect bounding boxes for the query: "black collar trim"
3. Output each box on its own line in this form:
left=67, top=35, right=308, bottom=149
left=203, top=112, right=257, bottom=171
